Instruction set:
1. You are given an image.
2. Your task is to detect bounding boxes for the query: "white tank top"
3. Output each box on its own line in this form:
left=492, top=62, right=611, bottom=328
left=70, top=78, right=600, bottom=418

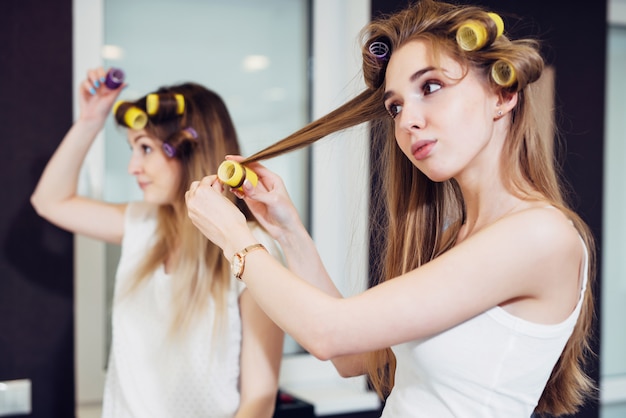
left=381, top=239, right=589, bottom=418
left=101, top=202, right=278, bottom=418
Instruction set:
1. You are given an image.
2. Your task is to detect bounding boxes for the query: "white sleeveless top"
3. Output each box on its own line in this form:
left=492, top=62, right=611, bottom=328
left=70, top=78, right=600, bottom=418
left=381, top=239, right=589, bottom=418
left=102, top=202, right=279, bottom=418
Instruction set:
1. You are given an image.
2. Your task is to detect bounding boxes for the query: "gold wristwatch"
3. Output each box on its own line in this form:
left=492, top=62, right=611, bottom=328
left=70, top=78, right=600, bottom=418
left=231, top=243, right=267, bottom=280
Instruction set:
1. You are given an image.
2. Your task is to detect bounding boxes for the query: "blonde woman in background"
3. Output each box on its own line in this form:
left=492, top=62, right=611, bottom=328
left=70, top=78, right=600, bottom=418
left=31, top=69, right=284, bottom=418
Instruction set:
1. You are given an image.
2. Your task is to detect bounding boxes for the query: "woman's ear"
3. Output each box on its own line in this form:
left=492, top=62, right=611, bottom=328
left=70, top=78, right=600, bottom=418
left=495, top=91, right=518, bottom=119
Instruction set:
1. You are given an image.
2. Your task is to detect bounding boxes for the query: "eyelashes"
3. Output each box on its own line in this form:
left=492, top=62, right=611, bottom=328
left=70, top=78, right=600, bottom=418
left=385, top=80, right=443, bottom=118
left=423, top=81, right=442, bottom=95
left=386, top=104, right=402, bottom=118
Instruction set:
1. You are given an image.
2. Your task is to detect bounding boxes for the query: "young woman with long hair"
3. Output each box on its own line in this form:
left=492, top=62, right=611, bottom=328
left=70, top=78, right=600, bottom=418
left=186, top=1, right=596, bottom=416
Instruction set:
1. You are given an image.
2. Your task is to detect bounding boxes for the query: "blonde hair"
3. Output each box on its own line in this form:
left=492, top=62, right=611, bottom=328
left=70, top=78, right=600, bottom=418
left=114, top=83, right=254, bottom=336
left=242, top=0, right=596, bottom=414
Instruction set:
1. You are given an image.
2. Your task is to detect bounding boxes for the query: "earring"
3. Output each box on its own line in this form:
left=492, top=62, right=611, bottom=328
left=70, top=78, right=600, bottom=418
left=497, top=110, right=503, bottom=117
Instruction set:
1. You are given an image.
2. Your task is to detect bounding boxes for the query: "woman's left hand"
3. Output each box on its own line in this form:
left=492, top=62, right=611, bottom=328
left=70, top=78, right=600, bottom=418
left=185, top=175, right=255, bottom=259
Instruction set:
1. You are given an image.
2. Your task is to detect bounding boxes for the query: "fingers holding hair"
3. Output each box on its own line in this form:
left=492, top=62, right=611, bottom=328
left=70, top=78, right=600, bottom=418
left=223, top=159, right=304, bottom=238
left=186, top=175, right=222, bottom=197
left=186, top=174, right=249, bottom=252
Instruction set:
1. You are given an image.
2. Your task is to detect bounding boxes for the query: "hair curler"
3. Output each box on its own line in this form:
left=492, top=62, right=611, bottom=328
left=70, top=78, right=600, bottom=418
left=491, top=59, right=516, bottom=87
left=487, top=13, right=505, bottom=38
left=105, top=67, right=125, bottom=89
left=217, top=160, right=258, bottom=191
left=162, top=143, right=176, bottom=158
left=146, top=93, right=185, bottom=115
left=113, top=101, right=148, bottom=130
left=456, top=12, right=504, bottom=51
left=369, top=40, right=391, bottom=60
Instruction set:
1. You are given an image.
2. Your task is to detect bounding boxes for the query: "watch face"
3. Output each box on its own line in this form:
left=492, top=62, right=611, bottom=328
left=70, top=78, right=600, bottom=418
left=232, top=254, right=244, bottom=278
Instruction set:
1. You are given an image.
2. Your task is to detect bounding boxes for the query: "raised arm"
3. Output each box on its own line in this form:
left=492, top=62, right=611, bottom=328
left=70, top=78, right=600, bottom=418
left=31, top=67, right=127, bottom=244
left=187, top=176, right=584, bottom=361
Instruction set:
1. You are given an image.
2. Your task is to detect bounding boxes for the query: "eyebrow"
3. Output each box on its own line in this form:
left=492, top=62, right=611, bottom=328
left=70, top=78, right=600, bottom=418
left=383, top=66, right=436, bottom=102
left=127, top=134, right=148, bottom=146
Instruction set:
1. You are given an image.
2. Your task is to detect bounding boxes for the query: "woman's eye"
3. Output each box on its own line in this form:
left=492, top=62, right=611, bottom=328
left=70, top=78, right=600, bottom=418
left=423, top=81, right=442, bottom=95
left=387, top=103, right=402, bottom=118
left=141, top=144, right=153, bottom=154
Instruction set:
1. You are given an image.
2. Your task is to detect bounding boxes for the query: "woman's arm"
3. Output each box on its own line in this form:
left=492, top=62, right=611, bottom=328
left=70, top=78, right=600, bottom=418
left=187, top=172, right=584, bottom=362
left=236, top=290, right=284, bottom=418
left=31, top=67, right=127, bottom=244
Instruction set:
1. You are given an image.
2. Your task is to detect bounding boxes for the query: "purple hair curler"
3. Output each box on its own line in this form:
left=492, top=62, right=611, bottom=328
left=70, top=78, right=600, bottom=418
left=369, top=41, right=390, bottom=61
left=162, top=142, right=176, bottom=158
left=183, top=127, right=198, bottom=139
left=105, top=68, right=125, bottom=89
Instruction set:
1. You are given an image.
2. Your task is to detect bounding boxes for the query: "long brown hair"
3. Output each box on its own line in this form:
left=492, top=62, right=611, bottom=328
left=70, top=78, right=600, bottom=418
left=114, top=83, right=254, bottom=335
left=241, top=1, right=596, bottom=415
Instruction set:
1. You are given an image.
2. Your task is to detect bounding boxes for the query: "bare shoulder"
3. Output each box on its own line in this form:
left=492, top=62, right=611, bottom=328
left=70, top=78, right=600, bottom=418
left=487, top=205, right=584, bottom=320
left=498, top=205, right=581, bottom=253
left=455, top=205, right=583, bottom=278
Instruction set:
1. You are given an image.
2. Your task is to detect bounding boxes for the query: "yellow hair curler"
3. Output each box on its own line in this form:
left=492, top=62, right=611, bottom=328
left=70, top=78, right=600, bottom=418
left=146, top=94, right=159, bottom=115
left=174, top=94, right=185, bottom=115
left=456, top=21, right=488, bottom=51
left=456, top=12, right=504, bottom=51
left=487, top=12, right=504, bottom=38
left=217, top=160, right=258, bottom=191
left=113, top=101, right=148, bottom=130
left=112, top=100, right=124, bottom=115
left=491, top=59, right=516, bottom=87
left=146, top=93, right=185, bottom=116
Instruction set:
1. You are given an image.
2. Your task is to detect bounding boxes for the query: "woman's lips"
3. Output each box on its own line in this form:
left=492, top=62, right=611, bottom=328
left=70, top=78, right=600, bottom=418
left=411, top=140, right=436, bottom=160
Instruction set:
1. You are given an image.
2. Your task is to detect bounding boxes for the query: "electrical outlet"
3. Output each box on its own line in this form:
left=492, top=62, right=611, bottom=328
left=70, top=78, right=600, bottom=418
left=0, top=379, right=31, bottom=416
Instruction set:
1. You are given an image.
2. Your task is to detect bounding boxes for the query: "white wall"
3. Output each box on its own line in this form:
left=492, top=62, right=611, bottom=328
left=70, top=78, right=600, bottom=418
left=608, top=0, right=626, bottom=24
left=311, top=0, right=370, bottom=298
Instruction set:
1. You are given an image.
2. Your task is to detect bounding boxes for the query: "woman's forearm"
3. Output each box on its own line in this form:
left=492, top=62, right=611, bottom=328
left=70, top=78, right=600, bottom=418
left=234, top=396, right=276, bottom=418
left=31, top=118, right=102, bottom=216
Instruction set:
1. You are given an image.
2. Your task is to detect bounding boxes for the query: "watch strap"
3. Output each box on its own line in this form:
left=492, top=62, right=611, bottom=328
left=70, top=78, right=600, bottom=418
left=233, top=243, right=267, bottom=280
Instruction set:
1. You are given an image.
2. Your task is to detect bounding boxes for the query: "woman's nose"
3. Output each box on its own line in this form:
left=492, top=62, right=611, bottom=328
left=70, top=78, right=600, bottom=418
left=127, top=154, right=142, bottom=175
left=398, top=101, right=425, bottom=132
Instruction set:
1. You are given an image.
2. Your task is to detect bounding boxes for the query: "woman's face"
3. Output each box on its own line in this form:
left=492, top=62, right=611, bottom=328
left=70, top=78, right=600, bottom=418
left=383, top=39, right=501, bottom=183
left=127, top=129, right=182, bottom=205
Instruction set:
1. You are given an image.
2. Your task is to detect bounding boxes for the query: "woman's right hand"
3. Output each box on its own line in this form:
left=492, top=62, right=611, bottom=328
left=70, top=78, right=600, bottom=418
left=230, top=158, right=306, bottom=244
left=78, top=67, right=125, bottom=124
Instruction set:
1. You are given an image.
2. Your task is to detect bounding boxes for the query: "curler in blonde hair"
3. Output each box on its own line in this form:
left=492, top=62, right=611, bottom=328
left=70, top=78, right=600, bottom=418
left=456, top=12, right=504, bottom=51
left=491, top=59, right=517, bottom=87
